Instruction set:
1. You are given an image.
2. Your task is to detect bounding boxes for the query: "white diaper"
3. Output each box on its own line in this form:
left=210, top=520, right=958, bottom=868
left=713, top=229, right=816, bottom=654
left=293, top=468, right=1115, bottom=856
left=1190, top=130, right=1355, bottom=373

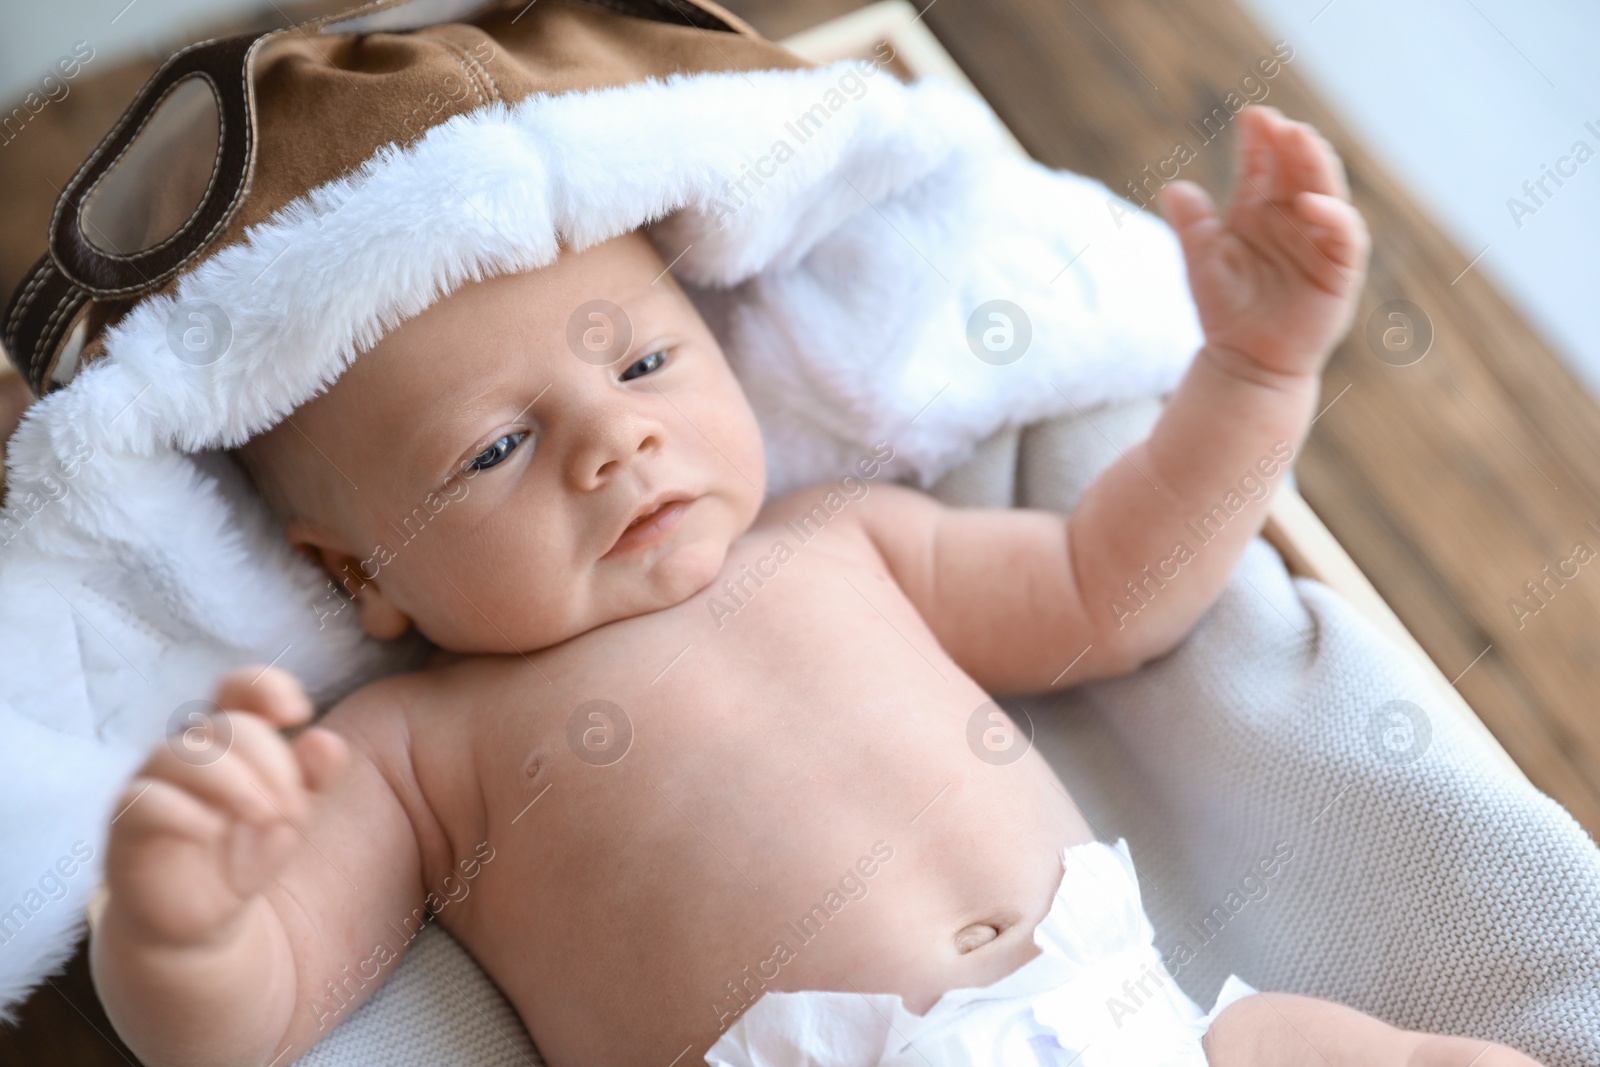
left=704, top=839, right=1256, bottom=1067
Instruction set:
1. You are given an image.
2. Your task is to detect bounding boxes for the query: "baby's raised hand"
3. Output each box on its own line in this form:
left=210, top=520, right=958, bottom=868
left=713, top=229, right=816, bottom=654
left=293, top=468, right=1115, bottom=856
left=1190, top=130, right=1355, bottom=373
left=1158, top=106, right=1369, bottom=380
left=104, top=667, right=347, bottom=947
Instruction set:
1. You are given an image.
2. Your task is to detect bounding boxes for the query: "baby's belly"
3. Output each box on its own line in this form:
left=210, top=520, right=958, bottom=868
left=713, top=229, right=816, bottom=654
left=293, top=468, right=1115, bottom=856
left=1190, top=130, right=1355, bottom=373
left=428, top=534, right=1094, bottom=1067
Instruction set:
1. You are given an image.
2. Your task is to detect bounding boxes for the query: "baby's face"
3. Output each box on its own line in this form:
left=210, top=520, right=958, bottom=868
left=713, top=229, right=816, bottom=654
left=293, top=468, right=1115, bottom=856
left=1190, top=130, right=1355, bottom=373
left=254, top=231, right=767, bottom=652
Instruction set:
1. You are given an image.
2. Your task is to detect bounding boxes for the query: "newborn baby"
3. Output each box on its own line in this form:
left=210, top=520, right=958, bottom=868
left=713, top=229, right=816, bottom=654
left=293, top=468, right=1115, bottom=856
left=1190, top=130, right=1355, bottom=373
left=92, top=107, right=1538, bottom=1067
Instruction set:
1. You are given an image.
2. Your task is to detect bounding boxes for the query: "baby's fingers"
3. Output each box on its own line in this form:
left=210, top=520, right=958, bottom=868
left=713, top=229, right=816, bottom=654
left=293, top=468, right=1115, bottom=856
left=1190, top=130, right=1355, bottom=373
left=1159, top=179, right=1217, bottom=234
left=290, top=725, right=348, bottom=796
left=107, top=777, right=294, bottom=939
left=214, top=665, right=315, bottom=730
left=111, top=776, right=228, bottom=854
left=1276, top=114, right=1349, bottom=201
left=1295, top=191, right=1369, bottom=273
left=1258, top=202, right=1354, bottom=297
left=142, top=717, right=291, bottom=826
left=1158, top=180, right=1224, bottom=271
left=105, top=777, right=229, bottom=926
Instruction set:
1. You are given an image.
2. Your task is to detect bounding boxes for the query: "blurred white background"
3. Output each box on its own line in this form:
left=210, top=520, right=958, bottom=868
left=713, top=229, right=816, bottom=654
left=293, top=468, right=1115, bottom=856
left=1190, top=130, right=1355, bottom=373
left=4, top=0, right=1597, bottom=393
left=2, top=0, right=264, bottom=102
left=1241, top=0, right=1600, bottom=395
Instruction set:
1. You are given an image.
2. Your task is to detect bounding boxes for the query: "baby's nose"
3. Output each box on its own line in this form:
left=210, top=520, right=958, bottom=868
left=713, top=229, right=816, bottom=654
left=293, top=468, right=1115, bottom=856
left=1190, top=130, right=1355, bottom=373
left=593, top=432, right=659, bottom=482
left=569, top=414, right=662, bottom=488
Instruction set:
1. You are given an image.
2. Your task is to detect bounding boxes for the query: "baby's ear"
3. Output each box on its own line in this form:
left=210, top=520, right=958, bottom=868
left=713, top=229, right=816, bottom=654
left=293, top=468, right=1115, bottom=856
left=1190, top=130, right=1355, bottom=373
left=284, top=518, right=353, bottom=586
left=284, top=518, right=412, bottom=641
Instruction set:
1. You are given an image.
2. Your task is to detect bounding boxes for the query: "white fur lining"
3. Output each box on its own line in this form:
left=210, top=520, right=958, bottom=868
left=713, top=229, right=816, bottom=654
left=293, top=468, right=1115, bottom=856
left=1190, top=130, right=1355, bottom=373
left=0, top=59, right=1200, bottom=1014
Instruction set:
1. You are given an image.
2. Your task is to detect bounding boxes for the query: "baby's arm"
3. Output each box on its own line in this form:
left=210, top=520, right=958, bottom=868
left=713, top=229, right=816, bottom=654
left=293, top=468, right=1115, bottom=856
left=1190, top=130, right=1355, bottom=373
left=852, top=106, right=1368, bottom=691
left=92, top=668, right=433, bottom=1067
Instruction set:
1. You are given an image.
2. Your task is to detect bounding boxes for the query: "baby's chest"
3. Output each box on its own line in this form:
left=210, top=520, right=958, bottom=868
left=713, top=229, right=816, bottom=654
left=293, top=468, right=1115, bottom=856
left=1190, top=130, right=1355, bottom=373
left=486, top=531, right=970, bottom=778
left=644, top=523, right=951, bottom=702
left=684, top=563, right=977, bottom=788
left=421, top=527, right=989, bottom=870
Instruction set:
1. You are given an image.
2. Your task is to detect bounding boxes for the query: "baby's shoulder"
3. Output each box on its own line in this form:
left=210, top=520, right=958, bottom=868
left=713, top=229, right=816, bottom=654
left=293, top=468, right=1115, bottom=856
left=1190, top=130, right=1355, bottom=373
left=756, top=478, right=944, bottom=565
left=324, top=656, right=501, bottom=738
left=318, top=666, right=474, bottom=869
left=757, top=478, right=928, bottom=537
left=313, top=672, right=429, bottom=793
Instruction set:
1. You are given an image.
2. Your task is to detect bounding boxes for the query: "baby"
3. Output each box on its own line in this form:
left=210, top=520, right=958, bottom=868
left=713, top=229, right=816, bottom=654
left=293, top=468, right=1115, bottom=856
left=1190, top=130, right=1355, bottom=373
left=91, top=107, right=1540, bottom=1067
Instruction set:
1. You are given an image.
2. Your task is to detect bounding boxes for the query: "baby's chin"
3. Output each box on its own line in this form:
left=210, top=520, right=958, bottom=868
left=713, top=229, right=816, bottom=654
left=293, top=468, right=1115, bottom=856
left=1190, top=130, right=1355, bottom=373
left=591, top=533, right=731, bottom=624
left=418, top=537, right=731, bottom=656
left=596, top=496, right=750, bottom=618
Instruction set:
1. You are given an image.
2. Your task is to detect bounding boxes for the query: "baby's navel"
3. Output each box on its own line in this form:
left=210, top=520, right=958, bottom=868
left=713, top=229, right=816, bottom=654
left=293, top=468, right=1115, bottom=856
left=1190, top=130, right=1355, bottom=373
left=952, top=921, right=1001, bottom=953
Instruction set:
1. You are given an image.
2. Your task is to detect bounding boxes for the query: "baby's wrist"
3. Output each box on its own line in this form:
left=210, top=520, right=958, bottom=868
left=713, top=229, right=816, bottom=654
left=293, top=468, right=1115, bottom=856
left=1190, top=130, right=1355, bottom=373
left=1197, top=341, right=1322, bottom=398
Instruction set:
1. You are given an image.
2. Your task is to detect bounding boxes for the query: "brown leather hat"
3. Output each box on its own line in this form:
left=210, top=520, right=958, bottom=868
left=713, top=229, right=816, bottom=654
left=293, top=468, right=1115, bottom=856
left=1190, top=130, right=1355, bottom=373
left=3, top=0, right=806, bottom=397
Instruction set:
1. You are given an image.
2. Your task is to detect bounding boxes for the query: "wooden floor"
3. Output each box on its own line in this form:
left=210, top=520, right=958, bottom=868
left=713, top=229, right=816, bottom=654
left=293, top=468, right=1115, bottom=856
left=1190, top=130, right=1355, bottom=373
left=3, top=0, right=1598, bottom=1061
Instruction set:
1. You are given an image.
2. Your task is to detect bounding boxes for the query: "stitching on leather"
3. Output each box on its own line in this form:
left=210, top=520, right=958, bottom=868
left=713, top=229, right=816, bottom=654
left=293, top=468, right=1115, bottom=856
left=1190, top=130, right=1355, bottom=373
left=73, top=72, right=229, bottom=263
left=475, top=51, right=501, bottom=101
left=50, top=36, right=261, bottom=296
left=19, top=32, right=267, bottom=379
left=6, top=261, right=51, bottom=351
left=135, top=33, right=259, bottom=285
left=441, top=41, right=487, bottom=108
left=170, top=31, right=259, bottom=276
left=59, top=72, right=248, bottom=293
left=31, top=288, right=78, bottom=393
left=62, top=273, right=150, bottom=300
left=306, top=0, right=397, bottom=34
left=48, top=34, right=219, bottom=246
left=450, top=35, right=501, bottom=103
left=39, top=288, right=81, bottom=368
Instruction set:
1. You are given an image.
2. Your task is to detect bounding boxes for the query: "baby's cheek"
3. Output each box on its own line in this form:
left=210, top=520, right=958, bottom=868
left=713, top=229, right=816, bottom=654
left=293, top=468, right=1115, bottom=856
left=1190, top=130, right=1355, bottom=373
left=691, top=390, right=767, bottom=507
left=394, top=536, right=559, bottom=649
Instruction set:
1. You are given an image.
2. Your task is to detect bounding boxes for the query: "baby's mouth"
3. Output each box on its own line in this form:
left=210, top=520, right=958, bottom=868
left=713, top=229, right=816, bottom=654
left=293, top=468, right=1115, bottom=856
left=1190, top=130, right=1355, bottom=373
left=602, top=496, right=693, bottom=559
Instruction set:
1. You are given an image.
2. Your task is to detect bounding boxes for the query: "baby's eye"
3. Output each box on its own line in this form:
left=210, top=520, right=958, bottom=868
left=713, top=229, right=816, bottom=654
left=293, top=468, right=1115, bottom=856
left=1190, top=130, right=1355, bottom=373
left=466, top=432, right=526, bottom=472
left=620, top=349, right=667, bottom=381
